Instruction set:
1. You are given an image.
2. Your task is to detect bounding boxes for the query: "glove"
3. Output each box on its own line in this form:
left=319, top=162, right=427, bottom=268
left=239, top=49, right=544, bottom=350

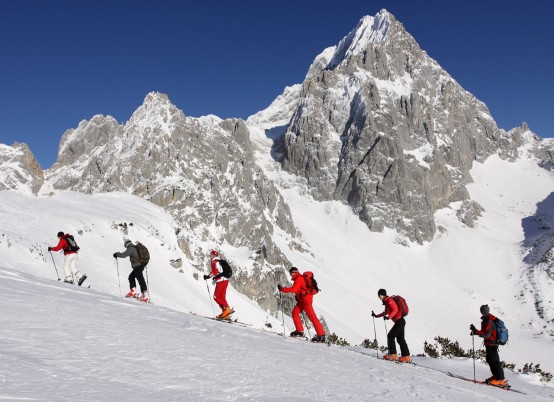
left=278, top=284, right=283, bottom=291
left=113, top=253, right=118, bottom=258
left=371, top=310, right=376, bottom=318
left=203, top=275, right=210, bottom=280
left=470, top=324, right=477, bottom=334
left=47, top=246, right=52, bottom=251
left=384, top=316, right=389, bottom=320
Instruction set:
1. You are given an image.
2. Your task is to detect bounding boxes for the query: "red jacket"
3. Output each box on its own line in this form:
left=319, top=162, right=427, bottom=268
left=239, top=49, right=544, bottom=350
left=51, top=236, right=77, bottom=256
left=475, top=314, right=498, bottom=346
left=376, top=296, right=403, bottom=322
left=281, top=272, right=308, bottom=300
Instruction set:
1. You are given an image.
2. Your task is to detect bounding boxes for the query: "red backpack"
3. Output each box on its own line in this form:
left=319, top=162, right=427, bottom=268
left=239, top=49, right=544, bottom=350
left=391, top=295, right=409, bottom=317
left=303, top=271, right=320, bottom=295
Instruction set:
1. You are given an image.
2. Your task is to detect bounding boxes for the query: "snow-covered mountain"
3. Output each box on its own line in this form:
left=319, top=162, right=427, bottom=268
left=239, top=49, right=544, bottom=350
left=1, top=8, right=554, bottom=378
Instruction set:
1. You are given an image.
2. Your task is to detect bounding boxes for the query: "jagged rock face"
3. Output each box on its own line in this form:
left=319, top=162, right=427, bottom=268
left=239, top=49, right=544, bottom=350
left=280, top=10, right=509, bottom=243
left=0, top=143, right=44, bottom=195
left=45, top=93, right=303, bottom=312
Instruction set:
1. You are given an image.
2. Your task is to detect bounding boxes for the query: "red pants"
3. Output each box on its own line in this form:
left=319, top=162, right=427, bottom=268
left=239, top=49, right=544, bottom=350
left=214, top=280, right=229, bottom=309
left=292, top=295, right=325, bottom=336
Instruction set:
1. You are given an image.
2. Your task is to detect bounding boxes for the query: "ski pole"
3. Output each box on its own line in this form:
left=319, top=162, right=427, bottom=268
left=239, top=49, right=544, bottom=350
left=145, top=265, right=151, bottom=300
left=115, top=258, right=121, bottom=297
left=302, top=312, right=312, bottom=338
left=472, top=333, right=476, bottom=382
left=372, top=314, right=379, bottom=358
left=48, top=250, right=61, bottom=281
left=279, top=292, right=286, bottom=338
left=205, top=278, right=216, bottom=318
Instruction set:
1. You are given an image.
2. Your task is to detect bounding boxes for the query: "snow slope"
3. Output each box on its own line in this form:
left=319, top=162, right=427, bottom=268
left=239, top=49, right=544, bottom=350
left=2, top=266, right=553, bottom=401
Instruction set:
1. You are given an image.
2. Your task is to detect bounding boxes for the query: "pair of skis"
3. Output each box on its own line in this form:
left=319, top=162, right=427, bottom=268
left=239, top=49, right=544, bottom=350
left=446, top=372, right=525, bottom=394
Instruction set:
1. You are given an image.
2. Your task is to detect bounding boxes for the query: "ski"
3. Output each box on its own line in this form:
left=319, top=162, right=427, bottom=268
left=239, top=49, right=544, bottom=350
left=188, top=311, right=251, bottom=327
left=446, top=372, right=525, bottom=394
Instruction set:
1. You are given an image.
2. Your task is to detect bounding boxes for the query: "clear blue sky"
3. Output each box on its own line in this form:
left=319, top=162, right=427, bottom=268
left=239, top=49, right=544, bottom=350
left=1, top=0, right=552, bottom=168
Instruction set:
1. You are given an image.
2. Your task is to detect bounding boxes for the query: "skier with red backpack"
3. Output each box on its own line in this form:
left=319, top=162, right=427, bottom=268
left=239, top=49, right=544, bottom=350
left=470, top=304, right=506, bottom=387
left=48, top=231, right=87, bottom=286
left=372, top=288, right=411, bottom=363
left=278, top=267, right=326, bottom=343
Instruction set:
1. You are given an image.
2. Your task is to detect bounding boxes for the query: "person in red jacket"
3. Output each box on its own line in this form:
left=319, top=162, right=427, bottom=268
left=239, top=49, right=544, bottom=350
left=203, top=250, right=233, bottom=320
left=373, top=288, right=410, bottom=363
left=48, top=231, right=87, bottom=286
left=470, top=305, right=506, bottom=386
left=278, top=267, right=326, bottom=343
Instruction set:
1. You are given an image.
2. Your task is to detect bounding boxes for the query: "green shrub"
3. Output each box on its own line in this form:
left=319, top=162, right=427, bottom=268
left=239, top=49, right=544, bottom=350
left=328, top=332, right=350, bottom=346
left=519, top=363, right=553, bottom=383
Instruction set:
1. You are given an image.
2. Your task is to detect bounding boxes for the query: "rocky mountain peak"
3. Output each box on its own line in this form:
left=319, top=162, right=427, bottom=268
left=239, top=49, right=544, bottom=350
left=0, top=142, right=44, bottom=195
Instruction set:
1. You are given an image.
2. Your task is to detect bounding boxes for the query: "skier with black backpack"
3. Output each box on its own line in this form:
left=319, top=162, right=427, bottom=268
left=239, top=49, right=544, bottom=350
left=470, top=304, right=506, bottom=387
left=48, top=231, right=87, bottom=286
left=372, top=288, right=411, bottom=363
left=278, top=267, right=326, bottom=343
left=203, top=250, right=233, bottom=320
left=113, top=239, right=149, bottom=302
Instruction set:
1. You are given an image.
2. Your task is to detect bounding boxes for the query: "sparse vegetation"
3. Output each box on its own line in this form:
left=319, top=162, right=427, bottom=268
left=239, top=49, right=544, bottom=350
left=328, top=332, right=350, bottom=346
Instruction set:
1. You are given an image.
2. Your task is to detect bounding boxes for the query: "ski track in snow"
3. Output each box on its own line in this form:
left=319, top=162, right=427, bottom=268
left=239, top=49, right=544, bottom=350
left=2, top=267, right=553, bottom=401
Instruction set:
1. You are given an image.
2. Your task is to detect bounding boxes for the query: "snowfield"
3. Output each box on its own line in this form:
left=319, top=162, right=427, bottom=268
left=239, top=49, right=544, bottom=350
left=2, top=266, right=553, bottom=401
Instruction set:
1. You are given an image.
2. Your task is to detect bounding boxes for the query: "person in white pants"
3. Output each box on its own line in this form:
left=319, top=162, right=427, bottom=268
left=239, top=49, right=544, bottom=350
left=48, top=231, right=87, bottom=286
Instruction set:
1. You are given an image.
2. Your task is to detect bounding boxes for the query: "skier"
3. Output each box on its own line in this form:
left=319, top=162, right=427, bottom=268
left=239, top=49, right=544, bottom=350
left=372, top=288, right=411, bottom=363
left=278, top=267, right=326, bottom=343
left=203, top=250, right=233, bottom=320
left=48, top=231, right=87, bottom=286
left=470, top=305, right=506, bottom=386
left=113, top=239, right=149, bottom=302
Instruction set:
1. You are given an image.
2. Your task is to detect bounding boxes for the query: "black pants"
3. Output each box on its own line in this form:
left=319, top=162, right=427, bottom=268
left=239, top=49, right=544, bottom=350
left=485, top=346, right=504, bottom=380
left=129, top=265, right=147, bottom=293
left=387, top=318, right=410, bottom=356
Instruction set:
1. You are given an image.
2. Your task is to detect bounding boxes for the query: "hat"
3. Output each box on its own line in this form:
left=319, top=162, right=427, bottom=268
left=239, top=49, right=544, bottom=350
left=480, top=304, right=490, bottom=315
left=289, top=267, right=299, bottom=274
left=57, top=231, right=64, bottom=238
left=378, top=289, right=387, bottom=296
left=210, top=250, right=219, bottom=257
left=124, top=239, right=132, bottom=247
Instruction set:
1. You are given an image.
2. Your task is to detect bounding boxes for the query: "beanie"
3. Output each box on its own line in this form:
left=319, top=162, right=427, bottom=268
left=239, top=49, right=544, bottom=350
left=210, top=250, right=219, bottom=257
left=289, top=267, right=299, bottom=274
left=124, top=239, right=132, bottom=247
left=57, top=231, right=64, bottom=238
left=378, top=288, right=387, bottom=296
left=480, top=304, right=490, bottom=315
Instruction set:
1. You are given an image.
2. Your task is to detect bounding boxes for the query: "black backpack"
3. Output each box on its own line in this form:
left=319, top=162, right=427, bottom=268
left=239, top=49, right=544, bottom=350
left=219, top=259, right=233, bottom=278
left=64, top=235, right=80, bottom=252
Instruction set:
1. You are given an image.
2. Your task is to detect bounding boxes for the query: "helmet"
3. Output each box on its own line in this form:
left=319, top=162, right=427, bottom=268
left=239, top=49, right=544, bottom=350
left=124, top=239, right=132, bottom=247
left=210, top=250, right=219, bottom=257
left=57, top=231, right=64, bottom=238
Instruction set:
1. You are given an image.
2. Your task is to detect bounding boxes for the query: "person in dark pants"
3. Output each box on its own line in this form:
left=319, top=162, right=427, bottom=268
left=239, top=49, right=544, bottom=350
left=470, top=304, right=505, bottom=386
left=113, top=239, right=149, bottom=302
left=373, top=288, right=411, bottom=363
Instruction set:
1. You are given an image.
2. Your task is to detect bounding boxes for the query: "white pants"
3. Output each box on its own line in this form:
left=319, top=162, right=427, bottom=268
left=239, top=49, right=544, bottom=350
left=63, top=253, right=81, bottom=281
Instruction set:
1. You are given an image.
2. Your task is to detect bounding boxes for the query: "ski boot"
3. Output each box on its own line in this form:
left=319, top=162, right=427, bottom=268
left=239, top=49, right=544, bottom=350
left=397, top=356, right=411, bottom=364
left=311, top=335, right=326, bottom=343
left=290, top=330, right=305, bottom=337
left=138, top=292, right=149, bottom=303
left=125, top=288, right=137, bottom=298
left=383, top=354, right=397, bottom=361
left=488, top=378, right=506, bottom=387
left=77, top=274, right=87, bottom=286
left=63, top=277, right=74, bottom=285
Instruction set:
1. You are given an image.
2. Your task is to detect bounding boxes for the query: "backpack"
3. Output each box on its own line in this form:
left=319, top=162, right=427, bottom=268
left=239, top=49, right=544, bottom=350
left=219, top=259, right=233, bottom=278
left=135, top=242, right=150, bottom=266
left=64, top=234, right=80, bottom=252
left=303, top=271, right=320, bottom=295
left=391, top=295, right=409, bottom=317
left=494, top=318, right=509, bottom=345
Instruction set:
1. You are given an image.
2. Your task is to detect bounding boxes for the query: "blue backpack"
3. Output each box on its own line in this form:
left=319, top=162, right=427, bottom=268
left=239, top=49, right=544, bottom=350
left=495, top=318, right=509, bottom=345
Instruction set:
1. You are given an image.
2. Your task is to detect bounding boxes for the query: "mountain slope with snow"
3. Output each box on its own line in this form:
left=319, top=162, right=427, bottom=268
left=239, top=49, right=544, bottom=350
left=2, top=266, right=553, bottom=401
